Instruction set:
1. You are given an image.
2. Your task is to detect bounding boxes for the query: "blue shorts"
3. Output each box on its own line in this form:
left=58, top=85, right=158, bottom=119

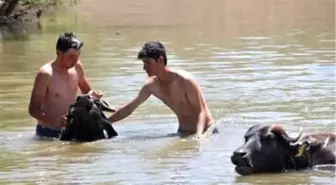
left=35, top=124, right=61, bottom=138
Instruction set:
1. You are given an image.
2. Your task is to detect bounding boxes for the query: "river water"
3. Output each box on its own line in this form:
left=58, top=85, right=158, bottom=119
left=0, top=0, right=335, bottom=184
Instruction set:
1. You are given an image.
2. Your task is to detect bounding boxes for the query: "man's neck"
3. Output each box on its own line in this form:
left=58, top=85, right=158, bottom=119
left=156, top=67, right=172, bottom=83
left=53, top=59, right=68, bottom=73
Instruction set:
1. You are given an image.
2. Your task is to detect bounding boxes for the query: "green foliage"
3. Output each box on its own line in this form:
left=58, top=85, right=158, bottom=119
left=20, top=0, right=42, bottom=5
left=20, top=0, right=64, bottom=6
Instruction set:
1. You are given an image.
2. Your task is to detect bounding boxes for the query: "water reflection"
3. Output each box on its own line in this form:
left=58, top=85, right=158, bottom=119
left=234, top=172, right=311, bottom=185
left=0, top=22, right=42, bottom=41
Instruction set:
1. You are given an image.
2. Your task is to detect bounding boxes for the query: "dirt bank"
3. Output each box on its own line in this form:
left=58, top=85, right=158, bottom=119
left=0, top=1, right=69, bottom=40
left=0, top=1, right=44, bottom=26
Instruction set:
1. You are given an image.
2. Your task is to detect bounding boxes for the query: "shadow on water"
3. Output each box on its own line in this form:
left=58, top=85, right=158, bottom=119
left=234, top=169, right=335, bottom=185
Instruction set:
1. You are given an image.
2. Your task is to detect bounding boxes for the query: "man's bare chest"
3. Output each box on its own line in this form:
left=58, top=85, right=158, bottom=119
left=153, top=81, right=189, bottom=108
left=48, top=71, right=78, bottom=97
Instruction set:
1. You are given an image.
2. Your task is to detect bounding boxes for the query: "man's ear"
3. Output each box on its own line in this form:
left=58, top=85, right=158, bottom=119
left=158, top=56, right=164, bottom=65
left=56, top=50, right=62, bottom=56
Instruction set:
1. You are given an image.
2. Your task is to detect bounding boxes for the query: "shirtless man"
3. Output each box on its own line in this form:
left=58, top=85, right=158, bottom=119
left=108, top=41, right=217, bottom=138
left=28, top=32, right=102, bottom=139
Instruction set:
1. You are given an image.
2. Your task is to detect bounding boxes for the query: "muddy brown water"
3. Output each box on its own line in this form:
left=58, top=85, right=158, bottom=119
left=0, top=0, right=335, bottom=184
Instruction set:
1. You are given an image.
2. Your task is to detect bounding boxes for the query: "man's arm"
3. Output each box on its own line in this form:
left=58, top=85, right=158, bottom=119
left=184, top=77, right=208, bottom=137
left=76, top=60, right=91, bottom=94
left=28, top=70, right=58, bottom=127
left=108, top=82, right=152, bottom=123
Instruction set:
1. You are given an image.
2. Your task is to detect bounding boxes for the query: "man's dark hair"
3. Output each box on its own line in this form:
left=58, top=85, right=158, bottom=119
left=56, top=32, right=83, bottom=53
left=137, top=41, right=167, bottom=65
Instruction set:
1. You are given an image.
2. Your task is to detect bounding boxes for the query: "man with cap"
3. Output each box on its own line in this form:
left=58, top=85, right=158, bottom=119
left=28, top=32, right=102, bottom=139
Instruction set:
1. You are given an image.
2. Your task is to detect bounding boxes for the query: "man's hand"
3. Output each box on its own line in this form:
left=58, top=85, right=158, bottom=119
left=193, top=133, right=205, bottom=141
left=88, top=90, right=103, bottom=99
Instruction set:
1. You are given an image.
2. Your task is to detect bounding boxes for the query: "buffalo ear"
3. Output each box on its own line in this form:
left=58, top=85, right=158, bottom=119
left=292, top=142, right=309, bottom=157
left=289, top=141, right=323, bottom=158
left=102, top=120, right=118, bottom=138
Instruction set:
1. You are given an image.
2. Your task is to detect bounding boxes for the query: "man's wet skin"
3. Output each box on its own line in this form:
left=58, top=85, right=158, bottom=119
left=29, top=32, right=103, bottom=138
left=108, top=41, right=216, bottom=138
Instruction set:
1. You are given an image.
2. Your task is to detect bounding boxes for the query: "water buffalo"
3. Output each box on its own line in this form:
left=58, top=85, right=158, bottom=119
left=59, top=94, right=118, bottom=142
left=231, top=124, right=335, bottom=175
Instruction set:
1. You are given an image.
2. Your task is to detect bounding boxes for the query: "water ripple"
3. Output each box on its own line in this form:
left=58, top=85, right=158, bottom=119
left=0, top=6, right=335, bottom=184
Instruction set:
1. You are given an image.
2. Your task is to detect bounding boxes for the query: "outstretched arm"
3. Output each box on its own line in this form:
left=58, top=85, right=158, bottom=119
left=108, top=82, right=152, bottom=123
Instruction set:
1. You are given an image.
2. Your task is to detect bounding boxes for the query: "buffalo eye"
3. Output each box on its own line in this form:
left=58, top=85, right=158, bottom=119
left=261, top=134, right=275, bottom=142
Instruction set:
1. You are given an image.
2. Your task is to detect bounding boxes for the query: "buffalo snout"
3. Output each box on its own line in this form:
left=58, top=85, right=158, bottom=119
left=231, top=145, right=255, bottom=176
left=232, top=147, right=248, bottom=163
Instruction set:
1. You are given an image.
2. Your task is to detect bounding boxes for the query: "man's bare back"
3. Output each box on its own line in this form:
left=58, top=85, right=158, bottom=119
left=149, top=69, right=214, bottom=133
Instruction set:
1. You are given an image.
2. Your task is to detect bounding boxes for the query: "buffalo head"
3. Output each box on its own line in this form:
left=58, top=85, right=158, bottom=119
left=231, top=124, right=305, bottom=175
left=59, top=94, right=118, bottom=142
left=73, top=94, right=116, bottom=113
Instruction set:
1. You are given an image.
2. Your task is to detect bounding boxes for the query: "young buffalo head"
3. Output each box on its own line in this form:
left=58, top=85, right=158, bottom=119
left=231, top=124, right=304, bottom=175
left=59, top=94, right=118, bottom=142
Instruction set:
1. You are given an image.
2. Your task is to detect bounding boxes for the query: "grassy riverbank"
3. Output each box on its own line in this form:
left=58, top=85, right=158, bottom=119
left=0, top=0, right=68, bottom=26
left=0, top=0, right=78, bottom=40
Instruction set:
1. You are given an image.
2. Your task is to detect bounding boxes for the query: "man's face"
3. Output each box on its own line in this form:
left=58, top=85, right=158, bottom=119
left=58, top=48, right=81, bottom=69
left=142, top=56, right=164, bottom=76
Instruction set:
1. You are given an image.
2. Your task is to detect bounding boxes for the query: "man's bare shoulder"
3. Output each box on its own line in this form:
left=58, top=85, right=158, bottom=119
left=74, top=60, right=84, bottom=70
left=31, top=62, right=53, bottom=90
left=171, top=69, right=196, bottom=82
left=144, top=76, right=158, bottom=88
left=37, top=62, right=53, bottom=77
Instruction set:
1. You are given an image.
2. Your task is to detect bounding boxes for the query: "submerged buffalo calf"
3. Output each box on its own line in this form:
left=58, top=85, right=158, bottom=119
left=59, top=94, right=118, bottom=142
left=231, top=124, right=335, bottom=175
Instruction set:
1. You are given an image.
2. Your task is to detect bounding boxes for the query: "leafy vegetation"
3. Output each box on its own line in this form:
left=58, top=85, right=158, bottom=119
left=20, top=0, right=42, bottom=5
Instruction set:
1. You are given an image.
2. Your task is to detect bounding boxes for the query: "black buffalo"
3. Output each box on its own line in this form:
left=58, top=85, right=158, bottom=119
left=231, top=124, right=335, bottom=175
left=59, top=94, right=118, bottom=142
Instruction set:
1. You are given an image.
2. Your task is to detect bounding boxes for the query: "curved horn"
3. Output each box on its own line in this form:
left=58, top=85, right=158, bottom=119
left=282, top=127, right=303, bottom=144
left=92, top=97, right=116, bottom=113
left=269, top=125, right=303, bottom=144
left=100, top=99, right=116, bottom=112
